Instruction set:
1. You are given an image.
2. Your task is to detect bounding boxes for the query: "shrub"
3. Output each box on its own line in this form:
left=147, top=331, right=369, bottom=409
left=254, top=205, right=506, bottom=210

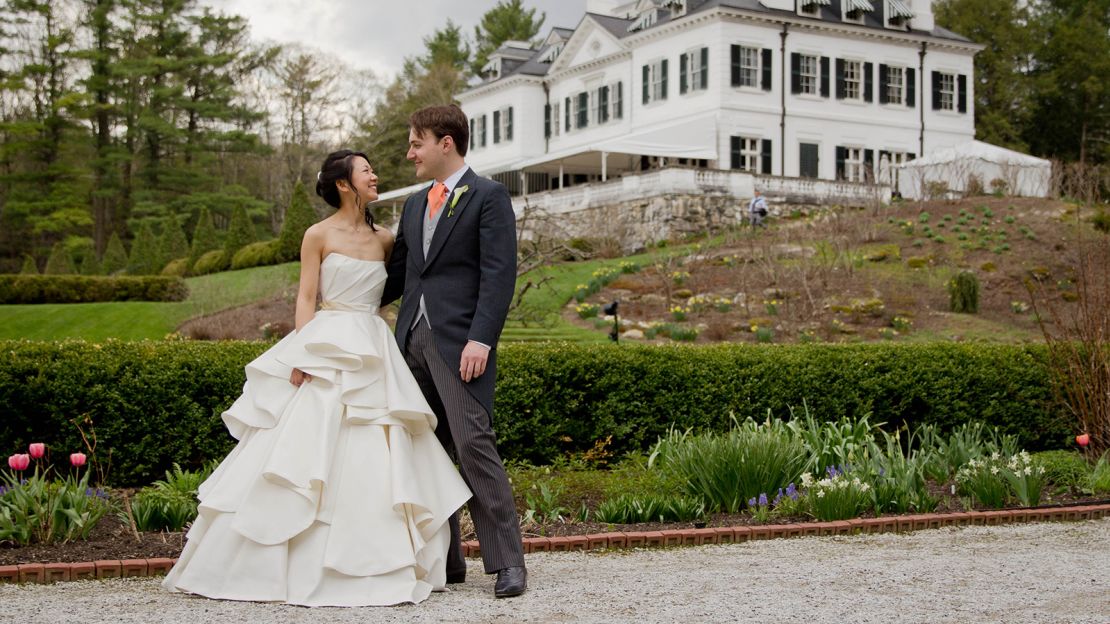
left=129, top=462, right=213, bottom=532
left=192, top=249, right=228, bottom=276
left=161, top=257, right=189, bottom=277
left=100, top=232, right=129, bottom=275
left=157, top=218, right=190, bottom=271
left=0, top=341, right=1066, bottom=486
left=223, top=204, right=255, bottom=261
left=188, top=207, right=221, bottom=271
left=1032, top=450, right=1089, bottom=491
left=0, top=275, right=188, bottom=304
left=278, top=181, right=318, bottom=262
left=1092, top=210, right=1110, bottom=234
left=127, top=222, right=160, bottom=275
left=44, top=242, right=76, bottom=275
left=19, top=254, right=38, bottom=275
left=230, top=239, right=281, bottom=270
left=948, top=270, right=979, bottom=313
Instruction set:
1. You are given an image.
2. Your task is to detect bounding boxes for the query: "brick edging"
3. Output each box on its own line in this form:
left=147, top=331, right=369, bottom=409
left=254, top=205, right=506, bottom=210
left=2, top=505, right=1107, bottom=584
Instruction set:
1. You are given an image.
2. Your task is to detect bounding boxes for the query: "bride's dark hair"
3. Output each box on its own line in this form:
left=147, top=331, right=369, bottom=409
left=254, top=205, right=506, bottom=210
left=315, top=149, right=376, bottom=230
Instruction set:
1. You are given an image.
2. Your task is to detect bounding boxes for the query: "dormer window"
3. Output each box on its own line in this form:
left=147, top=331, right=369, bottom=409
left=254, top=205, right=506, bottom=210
left=663, top=0, right=686, bottom=18
left=798, top=0, right=830, bottom=18
left=627, top=10, right=658, bottom=32
left=885, top=0, right=914, bottom=28
left=540, top=43, right=564, bottom=64
left=481, top=58, right=501, bottom=81
left=843, top=0, right=874, bottom=24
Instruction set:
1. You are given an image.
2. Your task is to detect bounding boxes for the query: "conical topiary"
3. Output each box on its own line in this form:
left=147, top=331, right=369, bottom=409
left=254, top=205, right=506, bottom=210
left=948, top=270, right=980, bottom=314
left=223, top=203, right=255, bottom=261
left=78, top=248, right=99, bottom=275
left=101, top=231, right=129, bottom=275
left=20, top=254, right=39, bottom=275
left=158, top=217, right=190, bottom=271
left=189, top=207, right=221, bottom=271
left=278, top=181, right=318, bottom=262
left=44, top=242, right=76, bottom=275
left=127, top=222, right=160, bottom=275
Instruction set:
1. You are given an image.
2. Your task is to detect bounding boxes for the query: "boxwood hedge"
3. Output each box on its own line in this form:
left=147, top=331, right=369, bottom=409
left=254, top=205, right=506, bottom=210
left=0, top=275, right=188, bottom=304
left=0, top=340, right=1066, bottom=486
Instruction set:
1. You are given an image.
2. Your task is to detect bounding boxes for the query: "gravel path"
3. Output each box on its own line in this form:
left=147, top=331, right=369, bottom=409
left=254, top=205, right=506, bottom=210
left=4, top=520, right=1107, bottom=624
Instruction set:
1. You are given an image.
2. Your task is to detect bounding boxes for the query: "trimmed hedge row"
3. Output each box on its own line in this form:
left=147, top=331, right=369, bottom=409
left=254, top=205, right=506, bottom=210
left=0, top=275, right=188, bottom=304
left=0, top=341, right=1065, bottom=486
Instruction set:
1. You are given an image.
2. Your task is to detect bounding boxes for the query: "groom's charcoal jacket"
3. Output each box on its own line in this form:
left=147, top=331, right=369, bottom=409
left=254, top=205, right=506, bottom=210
left=382, top=167, right=517, bottom=417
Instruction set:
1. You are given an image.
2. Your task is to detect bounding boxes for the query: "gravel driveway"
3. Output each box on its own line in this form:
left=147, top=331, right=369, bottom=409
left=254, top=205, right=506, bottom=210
left=4, top=519, right=1107, bottom=624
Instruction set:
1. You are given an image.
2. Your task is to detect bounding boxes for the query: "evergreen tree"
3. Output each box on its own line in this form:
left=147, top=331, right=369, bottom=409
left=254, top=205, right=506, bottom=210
left=189, top=206, right=220, bottom=268
left=471, top=0, right=545, bottom=78
left=421, top=20, right=471, bottom=73
left=278, top=181, right=317, bottom=261
left=20, top=255, right=40, bottom=275
left=127, top=221, right=159, bottom=274
left=223, top=203, right=255, bottom=260
left=157, top=216, right=190, bottom=269
left=44, top=242, right=76, bottom=275
left=101, top=231, right=129, bottom=275
left=78, top=249, right=99, bottom=275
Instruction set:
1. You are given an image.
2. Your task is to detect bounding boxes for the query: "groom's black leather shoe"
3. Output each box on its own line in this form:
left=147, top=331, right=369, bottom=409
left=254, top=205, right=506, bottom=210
left=446, top=570, right=466, bottom=584
left=494, top=566, right=527, bottom=598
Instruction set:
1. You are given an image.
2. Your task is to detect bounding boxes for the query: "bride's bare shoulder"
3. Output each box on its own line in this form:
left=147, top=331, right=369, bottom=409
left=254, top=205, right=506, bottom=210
left=373, top=224, right=395, bottom=244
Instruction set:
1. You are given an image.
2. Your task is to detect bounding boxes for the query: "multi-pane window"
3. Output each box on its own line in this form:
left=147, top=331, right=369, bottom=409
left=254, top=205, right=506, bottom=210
left=648, top=59, right=667, bottom=102
left=551, top=102, right=561, bottom=136
left=885, top=66, right=904, bottom=104
left=799, top=54, right=818, bottom=95
left=681, top=47, right=708, bottom=92
left=737, top=46, right=759, bottom=88
left=845, top=147, right=865, bottom=182
left=492, top=107, right=512, bottom=144
left=610, top=82, right=623, bottom=119
left=843, top=60, right=862, bottom=100
left=937, top=72, right=955, bottom=111
left=730, top=137, right=761, bottom=172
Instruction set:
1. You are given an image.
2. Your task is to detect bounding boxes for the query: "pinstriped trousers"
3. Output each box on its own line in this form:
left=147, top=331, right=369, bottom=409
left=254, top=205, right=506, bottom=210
left=403, top=319, right=525, bottom=574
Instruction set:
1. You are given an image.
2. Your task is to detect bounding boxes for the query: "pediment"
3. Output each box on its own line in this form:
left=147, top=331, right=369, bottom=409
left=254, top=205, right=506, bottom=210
left=548, top=16, right=627, bottom=73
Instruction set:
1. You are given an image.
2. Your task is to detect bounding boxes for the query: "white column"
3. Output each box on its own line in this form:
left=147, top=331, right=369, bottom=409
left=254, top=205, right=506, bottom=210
left=520, top=170, right=528, bottom=197
left=559, top=163, right=565, bottom=189
left=601, top=152, right=608, bottom=182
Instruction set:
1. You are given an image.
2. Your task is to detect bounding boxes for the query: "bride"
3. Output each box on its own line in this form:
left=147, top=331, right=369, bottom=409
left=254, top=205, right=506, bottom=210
left=162, top=150, right=471, bottom=607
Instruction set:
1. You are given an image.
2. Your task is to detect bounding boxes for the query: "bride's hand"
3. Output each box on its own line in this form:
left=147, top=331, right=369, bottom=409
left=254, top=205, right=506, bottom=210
left=290, top=368, right=312, bottom=386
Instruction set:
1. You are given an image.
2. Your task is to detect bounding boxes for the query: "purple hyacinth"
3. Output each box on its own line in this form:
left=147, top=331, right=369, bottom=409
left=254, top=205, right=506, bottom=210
left=785, top=483, right=798, bottom=500
left=748, top=497, right=757, bottom=508
left=758, top=493, right=768, bottom=507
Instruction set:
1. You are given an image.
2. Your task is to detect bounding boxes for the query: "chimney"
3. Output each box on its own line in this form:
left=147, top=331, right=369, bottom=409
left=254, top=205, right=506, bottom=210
left=909, top=0, right=934, bottom=31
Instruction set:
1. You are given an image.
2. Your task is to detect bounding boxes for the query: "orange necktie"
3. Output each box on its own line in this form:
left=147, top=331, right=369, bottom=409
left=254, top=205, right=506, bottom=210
left=428, top=182, right=448, bottom=220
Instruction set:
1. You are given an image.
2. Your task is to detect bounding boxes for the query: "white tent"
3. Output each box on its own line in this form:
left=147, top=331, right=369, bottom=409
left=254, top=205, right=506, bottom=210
left=896, top=140, right=1052, bottom=199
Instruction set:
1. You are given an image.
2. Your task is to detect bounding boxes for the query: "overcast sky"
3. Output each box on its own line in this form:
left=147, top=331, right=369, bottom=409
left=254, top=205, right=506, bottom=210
left=202, top=0, right=589, bottom=80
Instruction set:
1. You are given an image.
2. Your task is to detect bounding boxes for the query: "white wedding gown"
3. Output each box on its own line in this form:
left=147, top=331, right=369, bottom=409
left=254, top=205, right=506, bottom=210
left=162, top=253, right=471, bottom=607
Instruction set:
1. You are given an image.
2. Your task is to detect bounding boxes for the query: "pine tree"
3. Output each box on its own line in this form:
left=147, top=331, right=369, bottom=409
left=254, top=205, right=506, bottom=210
left=278, top=181, right=317, bottom=261
left=189, top=207, right=221, bottom=269
left=471, top=0, right=545, bottom=78
left=20, top=255, right=39, bottom=275
left=101, top=231, right=129, bottom=275
left=157, top=217, right=190, bottom=270
left=79, top=250, right=99, bottom=275
left=44, top=243, right=76, bottom=275
left=223, top=203, right=255, bottom=260
left=127, top=222, right=159, bottom=274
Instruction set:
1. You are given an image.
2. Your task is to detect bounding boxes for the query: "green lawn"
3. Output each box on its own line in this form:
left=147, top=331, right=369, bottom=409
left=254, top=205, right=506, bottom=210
left=0, top=263, right=300, bottom=341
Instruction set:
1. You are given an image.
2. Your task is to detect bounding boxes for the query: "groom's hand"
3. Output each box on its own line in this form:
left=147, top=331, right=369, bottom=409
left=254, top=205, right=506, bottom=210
left=460, top=341, right=490, bottom=382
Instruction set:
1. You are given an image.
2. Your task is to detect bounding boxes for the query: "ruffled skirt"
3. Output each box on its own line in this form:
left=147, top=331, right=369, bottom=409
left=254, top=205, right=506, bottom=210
left=162, top=310, right=471, bottom=606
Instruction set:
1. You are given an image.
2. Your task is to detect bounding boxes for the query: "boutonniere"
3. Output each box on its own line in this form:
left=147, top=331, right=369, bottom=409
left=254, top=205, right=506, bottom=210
left=447, top=185, right=469, bottom=218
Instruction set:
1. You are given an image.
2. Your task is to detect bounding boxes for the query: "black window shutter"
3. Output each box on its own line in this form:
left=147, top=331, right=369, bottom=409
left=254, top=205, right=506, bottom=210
left=931, top=71, right=941, bottom=110
left=469, top=119, right=476, bottom=149
left=761, top=139, right=772, bottom=175
left=599, top=86, right=609, bottom=123
left=907, top=68, right=916, bottom=107
left=615, top=82, right=623, bottom=118
left=761, top=48, right=772, bottom=91
left=564, top=97, right=570, bottom=131
left=493, top=110, right=500, bottom=143
left=642, top=65, right=650, bottom=103
left=958, top=74, right=967, bottom=113
left=835, top=146, right=846, bottom=180
left=680, top=53, right=688, bottom=94
left=790, top=53, right=800, bottom=94
left=661, top=59, right=669, bottom=99
left=700, top=47, right=709, bottom=88
left=835, top=58, right=845, bottom=99
left=544, top=104, right=550, bottom=138
left=820, top=56, right=830, bottom=97
left=577, top=92, right=588, bottom=128
left=481, top=114, right=487, bottom=146
left=864, top=62, right=873, bottom=102
left=507, top=107, right=513, bottom=141
left=730, top=136, right=741, bottom=169
left=908, top=152, right=916, bottom=160
left=731, top=45, right=741, bottom=86
left=878, top=65, right=888, bottom=104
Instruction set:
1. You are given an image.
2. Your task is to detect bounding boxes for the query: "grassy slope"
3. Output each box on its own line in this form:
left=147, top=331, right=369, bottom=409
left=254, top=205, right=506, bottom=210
left=0, top=263, right=300, bottom=341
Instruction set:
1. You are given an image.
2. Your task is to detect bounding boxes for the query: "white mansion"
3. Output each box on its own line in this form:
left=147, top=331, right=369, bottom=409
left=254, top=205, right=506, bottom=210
left=377, top=0, right=981, bottom=232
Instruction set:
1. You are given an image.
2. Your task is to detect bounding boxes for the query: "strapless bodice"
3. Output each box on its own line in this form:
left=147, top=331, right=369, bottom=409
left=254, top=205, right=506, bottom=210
left=319, top=253, right=386, bottom=314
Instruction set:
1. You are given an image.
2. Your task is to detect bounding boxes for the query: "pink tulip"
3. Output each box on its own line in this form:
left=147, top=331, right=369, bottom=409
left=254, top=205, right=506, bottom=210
left=70, top=452, right=87, bottom=468
left=7, top=454, right=30, bottom=471
left=1076, top=433, right=1090, bottom=448
left=28, top=443, right=45, bottom=459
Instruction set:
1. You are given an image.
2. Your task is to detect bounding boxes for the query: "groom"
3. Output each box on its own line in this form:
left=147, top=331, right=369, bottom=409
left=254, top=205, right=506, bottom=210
left=382, top=104, right=526, bottom=598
